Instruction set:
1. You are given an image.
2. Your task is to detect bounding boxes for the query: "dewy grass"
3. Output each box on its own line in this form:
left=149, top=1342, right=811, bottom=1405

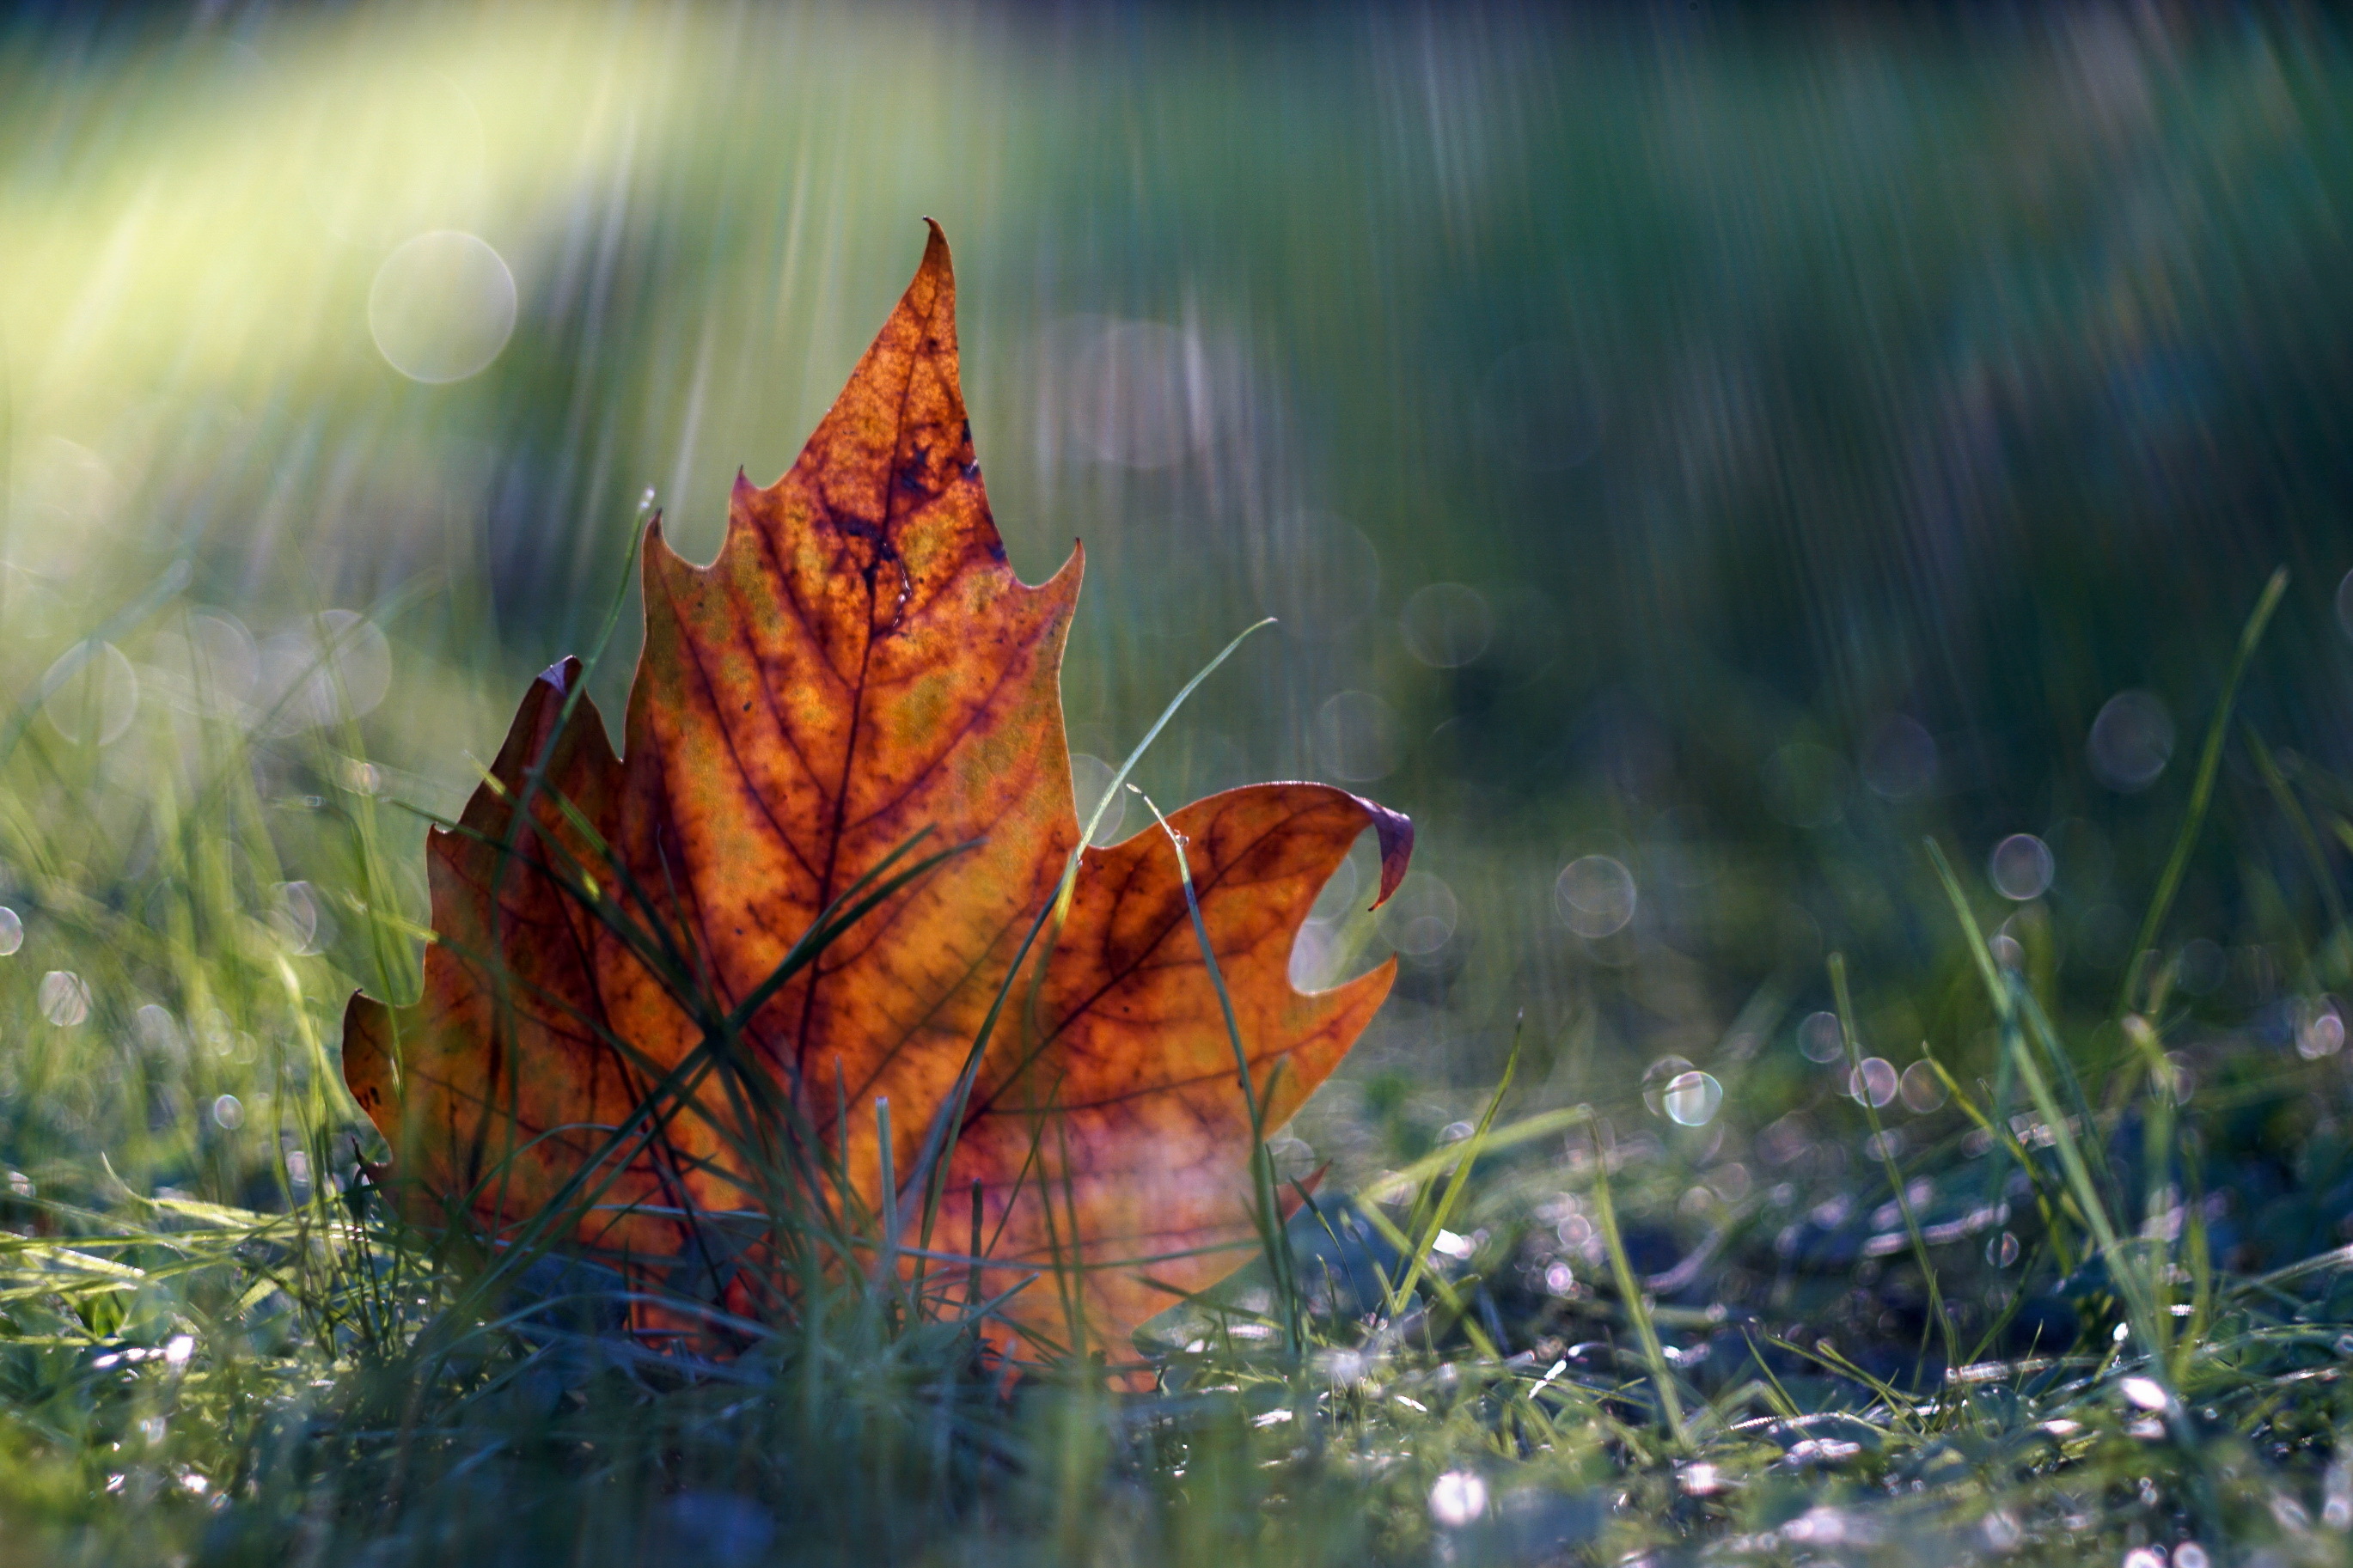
left=9, top=577, right=2353, bottom=1568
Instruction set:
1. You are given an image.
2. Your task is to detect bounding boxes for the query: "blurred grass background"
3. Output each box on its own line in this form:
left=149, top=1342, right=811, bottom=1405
left=8, top=2, right=2350, bottom=1150
left=6, top=3, right=2353, bottom=1562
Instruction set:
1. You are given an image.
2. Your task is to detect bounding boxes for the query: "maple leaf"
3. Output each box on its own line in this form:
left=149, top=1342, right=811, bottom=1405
left=342, top=223, right=1412, bottom=1358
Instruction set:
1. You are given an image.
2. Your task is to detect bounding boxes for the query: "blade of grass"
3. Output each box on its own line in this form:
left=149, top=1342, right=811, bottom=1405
left=2014, top=986, right=2116, bottom=1203
left=1137, top=787, right=1301, bottom=1352
left=1922, top=1052, right=2073, bottom=1273
left=2115, top=566, right=2288, bottom=1016
left=1586, top=1118, right=1687, bottom=1453
left=420, top=823, right=972, bottom=1321
left=1386, top=1014, right=1523, bottom=1312
left=2243, top=721, right=2351, bottom=985
left=1927, top=838, right=2038, bottom=1227
left=903, top=619, right=1276, bottom=1259
left=1928, top=841, right=2173, bottom=1378
left=2116, top=1013, right=2179, bottom=1364
left=1344, top=1194, right=1500, bottom=1360
left=1829, top=952, right=1958, bottom=1382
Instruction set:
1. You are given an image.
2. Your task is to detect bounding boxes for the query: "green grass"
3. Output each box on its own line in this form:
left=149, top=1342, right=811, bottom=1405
left=3, top=577, right=2353, bottom=1568
left=5, top=7, right=2353, bottom=1563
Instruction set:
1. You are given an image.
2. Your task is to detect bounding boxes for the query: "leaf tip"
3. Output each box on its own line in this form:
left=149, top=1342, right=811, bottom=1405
left=535, top=656, right=580, bottom=698
left=916, top=217, right=953, bottom=291
left=1361, top=799, right=1415, bottom=910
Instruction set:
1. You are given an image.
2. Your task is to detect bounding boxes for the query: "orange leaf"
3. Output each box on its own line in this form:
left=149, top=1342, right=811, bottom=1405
left=343, top=223, right=1412, bottom=1358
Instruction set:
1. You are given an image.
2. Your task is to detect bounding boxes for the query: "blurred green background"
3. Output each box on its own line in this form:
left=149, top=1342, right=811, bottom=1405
left=3, top=1, right=2352, bottom=1204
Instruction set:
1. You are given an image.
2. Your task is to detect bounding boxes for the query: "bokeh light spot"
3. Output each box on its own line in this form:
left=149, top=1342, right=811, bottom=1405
left=1848, top=1056, right=1898, bottom=1107
left=1307, top=846, right=1362, bottom=923
left=2088, top=690, right=2174, bottom=791
left=1379, top=873, right=1457, bottom=956
left=255, top=611, right=393, bottom=735
left=148, top=611, right=258, bottom=717
left=38, top=970, right=90, bottom=1027
left=1287, top=922, right=1337, bottom=991
left=1428, top=1470, right=1488, bottom=1528
left=1641, top=1055, right=1695, bottom=1117
left=1988, top=833, right=2054, bottom=900
left=1664, top=1071, right=1724, bottom=1127
left=1555, top=855, right=1636, bottom=937
left=271, top=882, right=330, bottom=957
left=0, top=907, right=20, bottom=957
left=40, top=641, right=138, bottom=747
left=1898, top=1060, right=1947, bottom=1113
left=1861, top=714, right=1938, bottom=800
left=369, top=230, right=517, bottom=384
left=1799, top=1010, right=1846, bottom=1063
left=1312, top=691, right=1400, bottom=782
left=135, top=1004, right=183, bottom=1059
left=2297, top=1004, right=2344, bottom=1060
left=1400, top=583, right=1494, bottom=668
left=2176, top=937, right=2225, bottom=995
left=1067, top=753, right=1128, bottom=845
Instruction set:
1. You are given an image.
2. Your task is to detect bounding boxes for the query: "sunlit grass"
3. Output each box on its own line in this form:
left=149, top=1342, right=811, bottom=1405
left=1, top=546, right=2350, bottom=1565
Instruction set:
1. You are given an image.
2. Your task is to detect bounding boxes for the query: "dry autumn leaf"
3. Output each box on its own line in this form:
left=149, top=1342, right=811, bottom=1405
left=342, top=223, right=1412, bottom=1360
